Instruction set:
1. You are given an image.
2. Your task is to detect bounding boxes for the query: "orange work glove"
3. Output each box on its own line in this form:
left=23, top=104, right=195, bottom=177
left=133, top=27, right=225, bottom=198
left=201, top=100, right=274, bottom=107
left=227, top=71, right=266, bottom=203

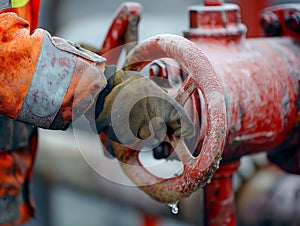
left=0, top=12, right=106, bottom=130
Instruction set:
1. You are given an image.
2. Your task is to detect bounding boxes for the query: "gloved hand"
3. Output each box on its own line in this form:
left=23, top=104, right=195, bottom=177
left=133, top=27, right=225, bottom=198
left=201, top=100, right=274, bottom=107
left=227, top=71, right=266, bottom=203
left=96, top=69, right=194, bottom=146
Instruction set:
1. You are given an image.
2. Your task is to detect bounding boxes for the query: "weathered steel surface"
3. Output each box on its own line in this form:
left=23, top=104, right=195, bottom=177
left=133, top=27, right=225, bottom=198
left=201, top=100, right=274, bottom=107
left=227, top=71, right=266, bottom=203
left=112, top=34, right=227, bottom=204
left=260, top=4, right=300, bottom=39
left=197, top=37, right=300, bottom=160
left=204, top=161, right=240, bottom=226
left=99, top=2, right=300, bottom=225
left=184, top=3, right=300, bottom=226
left=99, top=2, right=142, bottom=65
left=185, top=2, right=300, bottom=165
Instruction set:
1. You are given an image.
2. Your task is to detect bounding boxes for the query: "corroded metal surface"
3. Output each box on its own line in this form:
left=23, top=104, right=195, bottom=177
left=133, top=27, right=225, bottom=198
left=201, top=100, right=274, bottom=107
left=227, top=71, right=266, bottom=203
left=199, top=37, right=300, bottom=160
left=182, top=1, right=300, bottom=169
left=105, top=2, right=300, bottom=225
left=185, top=2, right=300, bottom=226
left=260, top=4, right=300, bottom=39
left=99, top=2, right=142, bottom=65
left=112, top=34, right=227, bottom=204
left=204, top=161, right=240, bottom=226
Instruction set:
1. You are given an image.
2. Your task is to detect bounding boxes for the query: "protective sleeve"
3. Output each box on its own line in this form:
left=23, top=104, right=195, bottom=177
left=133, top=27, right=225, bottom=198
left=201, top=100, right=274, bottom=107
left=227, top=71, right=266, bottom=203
left=0, top=12, right=107, bottom=130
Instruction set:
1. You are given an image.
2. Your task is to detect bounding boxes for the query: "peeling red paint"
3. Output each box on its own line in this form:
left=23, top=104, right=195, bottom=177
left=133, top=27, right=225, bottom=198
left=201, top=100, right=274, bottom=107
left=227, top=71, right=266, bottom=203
left=111, top=34, right=227, bottom=204
left=99, top=2, right=300, bottom=225
left=99, top=2, right=142, bottom=65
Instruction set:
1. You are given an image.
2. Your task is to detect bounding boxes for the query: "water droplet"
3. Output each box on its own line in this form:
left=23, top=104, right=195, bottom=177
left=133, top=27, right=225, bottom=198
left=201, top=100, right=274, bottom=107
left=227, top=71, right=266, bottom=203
left=168, top=202, right=179, bottom=214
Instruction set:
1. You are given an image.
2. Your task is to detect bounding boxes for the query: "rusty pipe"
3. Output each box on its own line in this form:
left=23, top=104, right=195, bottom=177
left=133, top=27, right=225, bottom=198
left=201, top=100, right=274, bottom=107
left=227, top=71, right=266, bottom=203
left=104, top=2, right=300, bottom=205
left=186, top=3, right=300, bottom=226
left=99, top=2, right=142, bottom=65
left=184, top=3, right=300, bottom=162
left=116, top=33, right=300, bottom=204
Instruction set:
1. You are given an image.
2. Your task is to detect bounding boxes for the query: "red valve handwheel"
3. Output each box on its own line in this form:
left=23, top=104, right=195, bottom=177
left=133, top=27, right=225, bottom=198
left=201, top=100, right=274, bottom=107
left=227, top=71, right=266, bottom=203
left=111, top=34, right=227, bottom=204
left=99, top=2, right=142, bottom=65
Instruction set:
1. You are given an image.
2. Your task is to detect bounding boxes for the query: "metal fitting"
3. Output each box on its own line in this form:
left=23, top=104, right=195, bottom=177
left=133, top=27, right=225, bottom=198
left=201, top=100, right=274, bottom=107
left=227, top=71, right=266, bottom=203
left=260, top=11, right=282, bottom=36
left=286, top=11, right=300, bottom=33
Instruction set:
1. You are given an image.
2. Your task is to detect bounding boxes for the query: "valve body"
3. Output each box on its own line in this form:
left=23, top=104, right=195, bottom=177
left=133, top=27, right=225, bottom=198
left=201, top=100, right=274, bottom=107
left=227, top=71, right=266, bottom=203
left=194, top=37, right=300, bottom=161
left=184, top=2, right=300, bottom=166
left=183, top=3, right=300, bottom=226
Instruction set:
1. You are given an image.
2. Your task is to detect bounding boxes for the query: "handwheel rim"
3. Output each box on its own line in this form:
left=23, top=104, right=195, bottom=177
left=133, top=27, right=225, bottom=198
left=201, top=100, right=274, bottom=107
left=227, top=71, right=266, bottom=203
left=113, top=34, right=227, bottom=203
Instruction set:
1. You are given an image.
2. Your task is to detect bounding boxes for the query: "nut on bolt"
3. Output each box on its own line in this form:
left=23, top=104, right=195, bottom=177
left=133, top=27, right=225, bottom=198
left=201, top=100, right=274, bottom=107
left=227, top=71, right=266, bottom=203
left=286, top=11, right=300, bottom=33
left=260, top=11, right=282, bottom=36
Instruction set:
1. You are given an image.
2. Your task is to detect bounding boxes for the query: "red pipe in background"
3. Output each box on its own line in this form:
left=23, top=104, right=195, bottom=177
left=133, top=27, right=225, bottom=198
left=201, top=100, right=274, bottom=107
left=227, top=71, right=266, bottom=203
left=100, top=1, right=300, bottom=225
left=142, top=214, right=160, bottom=226
left=229, top=0, right=272, bottom=37
left=184, top=2, right=300, bottom=226
left=119, top=1, right=300, bottom=225
left=183, top=1, right=300, bottom=161
left=204, top=161, right=240, bottom=226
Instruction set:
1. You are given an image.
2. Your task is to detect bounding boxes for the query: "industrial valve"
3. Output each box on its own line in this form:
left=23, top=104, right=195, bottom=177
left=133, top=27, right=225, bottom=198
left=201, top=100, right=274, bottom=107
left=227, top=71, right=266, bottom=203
left=113, top=34, right=227, bottom=203
left=101, top=0, right=300, bottom=225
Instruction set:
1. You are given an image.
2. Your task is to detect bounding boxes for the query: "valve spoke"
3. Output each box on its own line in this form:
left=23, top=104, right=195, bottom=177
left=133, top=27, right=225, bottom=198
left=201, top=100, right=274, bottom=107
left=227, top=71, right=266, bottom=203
left=166, top=135, right=193, bottom=164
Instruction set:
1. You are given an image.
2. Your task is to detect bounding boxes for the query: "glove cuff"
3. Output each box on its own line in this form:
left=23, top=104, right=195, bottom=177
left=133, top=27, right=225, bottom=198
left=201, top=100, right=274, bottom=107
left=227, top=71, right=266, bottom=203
left=95, top=65, right=117, bottom=120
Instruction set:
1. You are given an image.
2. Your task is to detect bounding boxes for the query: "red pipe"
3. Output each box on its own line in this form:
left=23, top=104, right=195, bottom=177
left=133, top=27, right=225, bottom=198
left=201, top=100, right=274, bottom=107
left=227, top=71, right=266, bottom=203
left=185, top=3, right=300, bottom=226
left=204, top=161, right=240, bottom=226
left=184, top=3, right=300, bottom=160
left=142, top=214, right=160, bottom=226
left=230, top=0, right=271, bottom=37
left=101, top=2, right=300, bottom=225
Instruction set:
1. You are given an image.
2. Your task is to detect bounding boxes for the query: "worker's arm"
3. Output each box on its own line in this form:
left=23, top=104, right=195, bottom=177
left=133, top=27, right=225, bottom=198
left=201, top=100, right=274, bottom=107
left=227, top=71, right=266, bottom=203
left=0, top=12, right=106, bottom=130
